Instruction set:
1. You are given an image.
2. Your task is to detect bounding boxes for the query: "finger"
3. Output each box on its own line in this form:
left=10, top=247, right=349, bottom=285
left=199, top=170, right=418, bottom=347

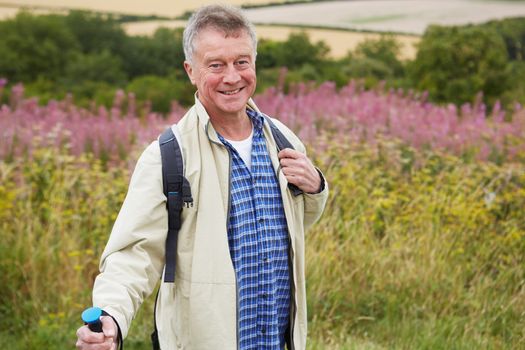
left=278, top=148, right=301, bottom=160
left=76, top=338, right=114, bottom=350
left=101, top=316, right=117, bottom=339
left=281, top=164, right=306, bottom=178
left=280, top=155, right=312, bottom=174
left=283, top=163, right=321, bottom=193
left=279, top=157, right=292, bottom=169
left=279, top=151, right=314, bottom=174
left=77, top=325, right=106, bottom=344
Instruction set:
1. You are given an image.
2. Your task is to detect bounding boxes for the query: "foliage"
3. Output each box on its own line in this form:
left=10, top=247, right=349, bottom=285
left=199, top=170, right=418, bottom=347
left=307, top=141, right=525, bottom=349
left=350, top=35, right=405, bottom=77
left=126, top=75, right=194, bottom=113
left=0, top=146, right=130, bottom=348
left=483, top=17, right=525, bottom=61
left=63, top=11, right=128, bottom=56
left=408, top=25, right=510, bottom=106
left=0, top=12, right=188, bottom=110
left=121, top=28, right=185, bottom=79
left=1, top=12, right=525, bottom=111
left=501, top=60, right=525, bottom=106
left=257, top=31, right=330, bottom=70
left=0, top=12, right=79, bottom=82
left=63, top=50, right=127, bottom=86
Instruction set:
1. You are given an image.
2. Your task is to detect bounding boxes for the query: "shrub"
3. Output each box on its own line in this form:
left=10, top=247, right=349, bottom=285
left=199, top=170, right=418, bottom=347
left=409, top=25, right=510, bottom=106
left=0, top=12, right=80, bottom=82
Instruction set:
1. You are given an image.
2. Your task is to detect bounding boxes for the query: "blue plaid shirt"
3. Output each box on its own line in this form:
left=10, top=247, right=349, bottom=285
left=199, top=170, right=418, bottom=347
left=218, top=109, right=290, bottom=350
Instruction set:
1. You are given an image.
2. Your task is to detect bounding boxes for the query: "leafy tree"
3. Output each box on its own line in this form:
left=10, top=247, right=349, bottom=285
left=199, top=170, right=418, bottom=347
left=257, top=32, right=329, bottom=69
left=341, top=57, right=393, bottom=82
left=353, top=35, right=405, bottom=77
left=0, top=12, right=80, bottom=82
left=69, top=81, right=118, bottom=108
left=500, top=60, right=525, bottom=106
left=63, top=11, right=128, bottom=55
left=126, top=75, right=194, bottom=113
left=484, top=17, right=525, bottom=61
left=122, top=28, right=185, bottom=79
left=256, top=39, right=281, bottom=69
left=63, top=50, right=127, bottom=86
left=409, top=25, right=510, bottom=105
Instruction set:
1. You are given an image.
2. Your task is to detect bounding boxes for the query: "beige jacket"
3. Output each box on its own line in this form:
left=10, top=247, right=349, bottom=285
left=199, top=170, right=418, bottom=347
left=93, top=97, right=329, bottom=349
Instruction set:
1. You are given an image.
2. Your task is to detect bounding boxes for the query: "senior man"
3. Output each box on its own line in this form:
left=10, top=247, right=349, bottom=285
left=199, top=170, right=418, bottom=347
left=76, top=4, right=328, bottom=350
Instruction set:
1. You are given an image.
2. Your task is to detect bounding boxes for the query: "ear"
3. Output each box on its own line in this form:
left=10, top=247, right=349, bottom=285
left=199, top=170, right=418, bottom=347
left=184, top=61, right=196, bottom=85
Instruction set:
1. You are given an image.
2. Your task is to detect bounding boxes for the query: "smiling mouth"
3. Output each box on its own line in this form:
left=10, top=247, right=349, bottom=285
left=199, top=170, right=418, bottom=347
left=220, top=87, right=243, bottom=95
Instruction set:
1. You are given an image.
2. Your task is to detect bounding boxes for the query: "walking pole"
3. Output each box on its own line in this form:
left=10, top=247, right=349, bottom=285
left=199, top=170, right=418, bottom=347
left=81, top=307, right=103, bottom=333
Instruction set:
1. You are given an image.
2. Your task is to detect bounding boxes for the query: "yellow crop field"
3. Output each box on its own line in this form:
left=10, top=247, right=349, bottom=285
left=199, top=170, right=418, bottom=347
left=0, top=0, right=296, bottom=18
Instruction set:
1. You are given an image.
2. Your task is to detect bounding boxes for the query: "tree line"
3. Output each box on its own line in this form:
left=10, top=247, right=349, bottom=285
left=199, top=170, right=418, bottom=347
left=0, top=11, right=524, bottom=112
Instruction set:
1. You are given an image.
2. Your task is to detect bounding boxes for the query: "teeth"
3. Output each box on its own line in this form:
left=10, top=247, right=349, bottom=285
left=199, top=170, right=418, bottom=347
left=223, top=89, right=240, bottom=95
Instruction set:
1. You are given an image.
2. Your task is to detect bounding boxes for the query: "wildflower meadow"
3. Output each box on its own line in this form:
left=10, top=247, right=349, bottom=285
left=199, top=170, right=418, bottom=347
left=0, top=79, right=524, bottom=349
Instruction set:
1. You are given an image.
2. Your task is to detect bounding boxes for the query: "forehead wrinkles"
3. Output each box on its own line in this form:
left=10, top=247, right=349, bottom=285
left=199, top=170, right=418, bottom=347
left=193, top=27, right=253, bottom=57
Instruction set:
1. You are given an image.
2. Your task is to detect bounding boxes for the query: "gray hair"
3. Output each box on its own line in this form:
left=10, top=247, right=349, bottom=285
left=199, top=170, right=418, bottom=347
left=183, top=4, right=258, bottom=63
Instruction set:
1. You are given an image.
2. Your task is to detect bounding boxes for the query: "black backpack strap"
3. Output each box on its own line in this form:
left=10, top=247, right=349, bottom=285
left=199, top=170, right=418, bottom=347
left=159, top=126, right=193, bottom=283
left=154, top=126, right=192, bottom=349
left=262, top=114, right=304, bottom=197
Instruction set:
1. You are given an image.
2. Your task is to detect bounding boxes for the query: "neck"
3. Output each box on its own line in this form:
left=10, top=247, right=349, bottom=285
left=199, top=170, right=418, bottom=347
left=209, top=111, right=252, bottom=141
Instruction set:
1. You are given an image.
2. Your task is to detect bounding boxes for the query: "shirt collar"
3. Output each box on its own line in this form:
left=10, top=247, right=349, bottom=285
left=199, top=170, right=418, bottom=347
left=246, top=108, right=264, bottom=133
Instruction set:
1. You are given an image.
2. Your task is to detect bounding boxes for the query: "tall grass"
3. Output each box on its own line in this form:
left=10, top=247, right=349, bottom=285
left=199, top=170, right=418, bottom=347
left=306, top=141, right=524, bottom=349
left=0, top=145, right=131, bottom=348
left=0, top=82, right=524, bottom=349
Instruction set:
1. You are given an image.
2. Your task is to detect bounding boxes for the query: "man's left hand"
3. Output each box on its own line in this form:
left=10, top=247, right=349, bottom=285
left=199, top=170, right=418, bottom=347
left=278, top=148, right=322, bottom=194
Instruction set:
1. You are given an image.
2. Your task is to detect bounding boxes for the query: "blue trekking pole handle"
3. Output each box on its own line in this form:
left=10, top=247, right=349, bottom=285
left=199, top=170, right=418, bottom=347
left=82, top=307, right=103, bottom=333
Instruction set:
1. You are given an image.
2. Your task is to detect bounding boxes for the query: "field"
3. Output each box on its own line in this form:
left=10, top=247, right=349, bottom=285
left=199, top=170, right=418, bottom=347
left=243, top=0, right=525, bottom=34
left=1, top=81, right=524, bottom=349
left=0, top=0, right=296, bottom=18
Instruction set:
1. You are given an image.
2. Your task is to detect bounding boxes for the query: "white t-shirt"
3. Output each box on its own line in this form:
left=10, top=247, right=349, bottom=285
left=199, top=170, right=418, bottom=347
left=225, top=130, right=254, bottom=170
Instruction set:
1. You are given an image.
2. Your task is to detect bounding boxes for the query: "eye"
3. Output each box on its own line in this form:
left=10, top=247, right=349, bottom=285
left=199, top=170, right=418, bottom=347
left=236, top=59, right=250, bottom=68
left=209, top=63, right=223, bottom=70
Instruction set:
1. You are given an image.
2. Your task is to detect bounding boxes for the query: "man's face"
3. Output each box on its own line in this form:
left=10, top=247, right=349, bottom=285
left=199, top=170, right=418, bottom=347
left=184, top=27, right=257, bottom=120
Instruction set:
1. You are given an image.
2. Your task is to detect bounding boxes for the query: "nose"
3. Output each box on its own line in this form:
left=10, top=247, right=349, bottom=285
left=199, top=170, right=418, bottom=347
left=223, top=64, right=241, bottom=84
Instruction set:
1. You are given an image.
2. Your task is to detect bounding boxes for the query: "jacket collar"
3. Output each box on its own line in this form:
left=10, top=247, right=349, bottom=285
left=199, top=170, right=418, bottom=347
left=193, top=93, right=264, bottom=144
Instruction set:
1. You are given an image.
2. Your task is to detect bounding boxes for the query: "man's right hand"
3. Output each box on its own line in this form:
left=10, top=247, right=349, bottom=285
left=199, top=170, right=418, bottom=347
left=76, top=316, right=118, bottom=350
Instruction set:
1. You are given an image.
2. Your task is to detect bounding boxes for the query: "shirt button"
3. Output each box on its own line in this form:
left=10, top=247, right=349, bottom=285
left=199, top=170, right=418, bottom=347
left=261, top=326, right=266, bottom=334
left=263, top=257, right=269, bottom=263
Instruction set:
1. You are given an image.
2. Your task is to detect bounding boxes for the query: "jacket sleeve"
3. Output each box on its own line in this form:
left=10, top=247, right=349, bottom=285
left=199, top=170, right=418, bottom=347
left=270, top=118, right=329, bottom=231
left=92, top=141, right=167, bottom=338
